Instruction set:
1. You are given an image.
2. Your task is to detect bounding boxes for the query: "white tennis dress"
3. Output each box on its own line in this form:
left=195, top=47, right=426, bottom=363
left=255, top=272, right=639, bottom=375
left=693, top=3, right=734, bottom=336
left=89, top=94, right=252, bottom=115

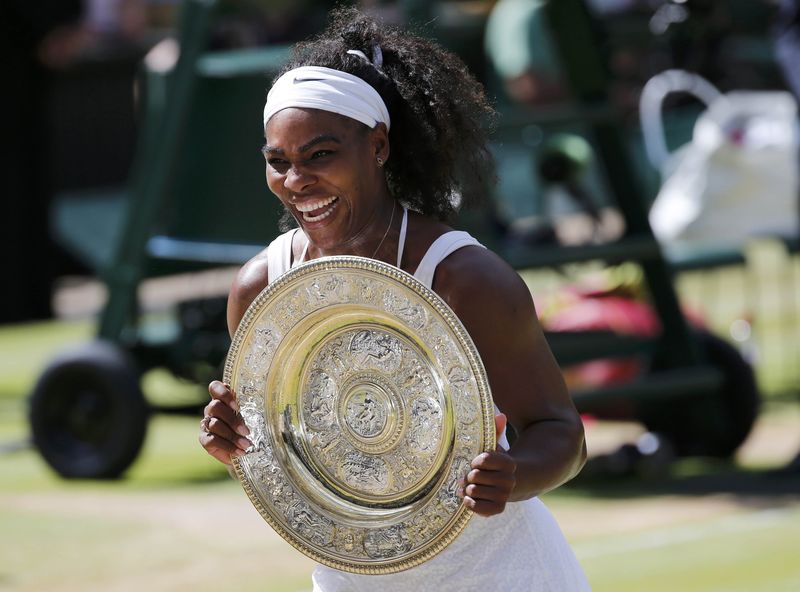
left=264, top=208, right=591, bottom=591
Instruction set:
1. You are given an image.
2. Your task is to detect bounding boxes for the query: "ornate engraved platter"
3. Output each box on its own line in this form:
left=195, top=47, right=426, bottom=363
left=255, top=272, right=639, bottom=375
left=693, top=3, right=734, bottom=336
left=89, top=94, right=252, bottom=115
left=225, top=256, right=494, bottom=574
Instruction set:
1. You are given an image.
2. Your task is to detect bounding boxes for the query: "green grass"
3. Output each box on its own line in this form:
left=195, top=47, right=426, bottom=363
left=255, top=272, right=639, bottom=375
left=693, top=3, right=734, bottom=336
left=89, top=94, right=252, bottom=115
left=0, top=319, right=93, bottom=399
left=0, top=320, right=93, bottom=443
left=674, top=240, right=800, bottom=396
left=576, top=507, right=800, bottom=591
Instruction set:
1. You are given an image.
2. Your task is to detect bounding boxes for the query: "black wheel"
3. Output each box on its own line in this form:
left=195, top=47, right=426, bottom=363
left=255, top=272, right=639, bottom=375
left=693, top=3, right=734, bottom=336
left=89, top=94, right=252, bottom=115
left=641, top=330, right=761, bottom=458
left=29, top=340, right=149, bottom=478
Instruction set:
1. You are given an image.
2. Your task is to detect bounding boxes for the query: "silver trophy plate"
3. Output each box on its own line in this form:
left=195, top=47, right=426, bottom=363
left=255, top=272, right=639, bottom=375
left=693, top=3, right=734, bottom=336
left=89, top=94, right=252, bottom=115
left=225, top=256, right=494, bottom=574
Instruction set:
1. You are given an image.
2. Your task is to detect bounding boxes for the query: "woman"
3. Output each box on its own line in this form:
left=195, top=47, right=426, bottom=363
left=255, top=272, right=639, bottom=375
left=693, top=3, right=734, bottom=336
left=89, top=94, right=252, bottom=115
left=199, top=8, right=589, bottom=590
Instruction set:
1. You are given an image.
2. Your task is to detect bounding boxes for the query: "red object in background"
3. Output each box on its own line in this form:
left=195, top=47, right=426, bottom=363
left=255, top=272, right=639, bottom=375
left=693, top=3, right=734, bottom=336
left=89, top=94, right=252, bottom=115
left=546, top=292, right=662, bottom=335
left=542, top=288, right=704, bottom=389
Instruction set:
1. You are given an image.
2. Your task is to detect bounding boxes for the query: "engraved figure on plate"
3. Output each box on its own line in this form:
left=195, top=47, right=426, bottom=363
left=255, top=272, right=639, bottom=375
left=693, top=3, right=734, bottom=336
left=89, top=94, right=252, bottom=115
left=351, top=276, right=378, bottom=305
left=315, top=336, right=349, bottom=380
left=448, top=365, right=479, bottom=425
left=333, top=526, right=366, bottom=557
left=340, top=451, right=390, bottom=494
left=274, top=289, right=303, bottom=332
left=398, top=356, right=433, bottom=398
left=307, top=275, right=346, bottom=305
left=304, top=370, right=337, bottom=430
left=407, top=397, right=443, bottom=454
left=363, top=525, right=413, bottom=559
left=383, top=289, right=428, bottom=330
left=344, top=390, right=387, bottom=438
left=241, top=326, right=279, bottom=377
left=349, top=330, right=402, bottom=373
left=286, top=501, right=335, bottom=547
left=237, top=377, right=267, bottom=450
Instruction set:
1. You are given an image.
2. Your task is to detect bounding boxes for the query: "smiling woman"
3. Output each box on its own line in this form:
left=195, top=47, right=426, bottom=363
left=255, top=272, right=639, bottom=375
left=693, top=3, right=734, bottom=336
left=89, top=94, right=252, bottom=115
left=198, top=7, right=590, bottom=591
left=263, top=107, right=391, bottom=253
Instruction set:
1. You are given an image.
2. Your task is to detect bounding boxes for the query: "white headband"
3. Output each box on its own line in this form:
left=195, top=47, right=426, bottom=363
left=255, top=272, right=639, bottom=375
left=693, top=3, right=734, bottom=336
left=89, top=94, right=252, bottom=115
left=263, top=66, right=391, bottom=131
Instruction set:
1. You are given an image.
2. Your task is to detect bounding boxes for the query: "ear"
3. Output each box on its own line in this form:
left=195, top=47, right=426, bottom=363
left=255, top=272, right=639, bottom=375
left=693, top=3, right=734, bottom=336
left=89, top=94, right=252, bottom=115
left=369, top=122, right=390, bottom=165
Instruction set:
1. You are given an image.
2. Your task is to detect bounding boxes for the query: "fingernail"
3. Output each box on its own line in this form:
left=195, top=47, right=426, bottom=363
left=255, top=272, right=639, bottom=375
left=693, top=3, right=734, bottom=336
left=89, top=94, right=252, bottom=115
left=457, top=487, right=464, bottom=498
left=231, top=398, right=240, bottom=413
left=236, top=424, right=250, bottom=436
left=237, top=437, right=251, bottom=450
left=233, top=449, right=246, bottom=457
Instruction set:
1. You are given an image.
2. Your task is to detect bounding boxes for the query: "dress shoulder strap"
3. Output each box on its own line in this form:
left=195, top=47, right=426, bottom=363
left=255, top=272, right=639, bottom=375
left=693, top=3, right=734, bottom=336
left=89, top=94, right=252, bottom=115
left=413, top=231, right=484, bottom=290
left=397, top=206, right=409, bottom=268
left=265, top=229, right=299, bottom=282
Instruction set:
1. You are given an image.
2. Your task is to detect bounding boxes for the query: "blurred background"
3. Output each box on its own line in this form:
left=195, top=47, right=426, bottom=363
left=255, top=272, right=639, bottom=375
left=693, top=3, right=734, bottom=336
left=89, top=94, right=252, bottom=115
left=1, top=0, right=799, bottom=590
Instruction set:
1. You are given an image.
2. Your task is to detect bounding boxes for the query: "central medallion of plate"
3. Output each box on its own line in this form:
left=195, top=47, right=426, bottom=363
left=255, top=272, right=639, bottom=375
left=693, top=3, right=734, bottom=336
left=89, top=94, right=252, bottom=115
left=340, top=374, right=397, bottom=448
left=300, top=328, right=445, bottom=506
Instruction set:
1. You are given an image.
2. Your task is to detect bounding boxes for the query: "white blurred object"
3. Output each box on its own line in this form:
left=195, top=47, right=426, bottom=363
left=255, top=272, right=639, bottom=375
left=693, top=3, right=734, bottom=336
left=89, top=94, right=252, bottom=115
left=641, top=69, right=799, bottom=249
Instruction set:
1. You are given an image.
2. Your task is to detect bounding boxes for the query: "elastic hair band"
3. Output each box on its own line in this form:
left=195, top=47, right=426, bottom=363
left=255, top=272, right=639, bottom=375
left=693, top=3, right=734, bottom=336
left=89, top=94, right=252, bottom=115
left=347, top=44, right=384, bottom=68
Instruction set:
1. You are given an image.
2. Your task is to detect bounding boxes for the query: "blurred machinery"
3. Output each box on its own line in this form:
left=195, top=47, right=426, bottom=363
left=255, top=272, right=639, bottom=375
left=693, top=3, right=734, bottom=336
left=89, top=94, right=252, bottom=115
left=28, top=0, right=773, bottom=478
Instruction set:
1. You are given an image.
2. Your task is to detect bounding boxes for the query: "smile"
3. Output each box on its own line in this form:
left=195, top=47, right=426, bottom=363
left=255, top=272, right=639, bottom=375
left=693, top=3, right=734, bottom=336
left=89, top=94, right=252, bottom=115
left=295, top=196, right=339, bottom=222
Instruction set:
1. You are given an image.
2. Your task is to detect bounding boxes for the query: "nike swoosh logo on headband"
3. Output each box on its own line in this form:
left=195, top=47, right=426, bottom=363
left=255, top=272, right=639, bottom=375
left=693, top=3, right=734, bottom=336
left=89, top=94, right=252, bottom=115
left=294, top=77, right=326, bottom=83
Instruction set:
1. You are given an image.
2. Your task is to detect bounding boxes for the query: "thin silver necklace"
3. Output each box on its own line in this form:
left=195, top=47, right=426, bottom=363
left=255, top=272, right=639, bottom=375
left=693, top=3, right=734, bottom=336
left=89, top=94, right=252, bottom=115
left=370, top=202, right=396, bottom=260
left=299, top=202, right=396, bottom=264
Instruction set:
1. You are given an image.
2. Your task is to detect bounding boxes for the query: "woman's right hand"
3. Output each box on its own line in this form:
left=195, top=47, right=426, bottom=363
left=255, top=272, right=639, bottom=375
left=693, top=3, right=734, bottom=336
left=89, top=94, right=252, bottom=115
left=198, top=380, right=252, bottom=465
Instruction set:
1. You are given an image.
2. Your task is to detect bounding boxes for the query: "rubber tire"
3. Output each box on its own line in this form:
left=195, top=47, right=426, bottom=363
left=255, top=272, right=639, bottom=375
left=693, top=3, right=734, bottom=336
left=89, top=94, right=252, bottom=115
left=641, top=330, right=761, bottom=458
left=29, top=340, right=149, bottom=479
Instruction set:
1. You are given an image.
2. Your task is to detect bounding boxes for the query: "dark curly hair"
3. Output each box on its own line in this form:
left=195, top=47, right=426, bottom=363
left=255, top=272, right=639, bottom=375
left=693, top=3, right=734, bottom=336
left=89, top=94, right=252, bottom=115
left=276, top=7, right=496, bottom=222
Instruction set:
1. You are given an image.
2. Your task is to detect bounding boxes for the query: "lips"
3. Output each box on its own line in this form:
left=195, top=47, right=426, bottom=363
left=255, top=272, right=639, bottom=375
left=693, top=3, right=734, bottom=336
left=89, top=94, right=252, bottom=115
left=295, top=196, right=339, bottom=222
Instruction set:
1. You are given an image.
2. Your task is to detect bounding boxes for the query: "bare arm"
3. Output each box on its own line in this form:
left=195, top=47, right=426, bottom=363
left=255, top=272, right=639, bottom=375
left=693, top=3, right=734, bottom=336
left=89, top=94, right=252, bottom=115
left=199, top=251, right=270, bottom=465
left=434, top=247, right=586, bottom=509
left=226, top=252, right=271, bottom=338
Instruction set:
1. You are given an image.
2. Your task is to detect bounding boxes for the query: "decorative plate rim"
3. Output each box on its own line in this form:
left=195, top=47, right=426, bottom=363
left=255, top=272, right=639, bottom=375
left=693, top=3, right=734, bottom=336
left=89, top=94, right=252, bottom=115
left=225, top=255, right=494, bottom=574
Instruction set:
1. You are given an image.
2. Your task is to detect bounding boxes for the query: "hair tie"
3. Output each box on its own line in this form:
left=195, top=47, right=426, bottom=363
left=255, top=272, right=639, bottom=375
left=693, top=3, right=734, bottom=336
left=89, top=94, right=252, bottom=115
left=346, top=49, right=370, bottom=63
left=372, top=43, right=383, bottom=68
left=347, top=45, right=383, bottom=69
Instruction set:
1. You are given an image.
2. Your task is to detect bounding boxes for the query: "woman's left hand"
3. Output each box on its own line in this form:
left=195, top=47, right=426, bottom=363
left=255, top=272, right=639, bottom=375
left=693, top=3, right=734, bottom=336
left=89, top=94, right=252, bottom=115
left=460, top=414, right=517, bottom=517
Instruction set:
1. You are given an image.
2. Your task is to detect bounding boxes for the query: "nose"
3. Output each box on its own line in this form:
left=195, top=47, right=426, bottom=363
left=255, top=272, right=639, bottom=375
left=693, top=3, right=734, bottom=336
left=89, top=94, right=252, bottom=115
left=283, top=164, right=316, bottom=194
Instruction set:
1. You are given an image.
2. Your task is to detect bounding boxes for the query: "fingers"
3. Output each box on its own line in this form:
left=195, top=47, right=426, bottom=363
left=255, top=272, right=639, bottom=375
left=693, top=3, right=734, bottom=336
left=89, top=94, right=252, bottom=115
left=209, top=380, right=239, bottom=412
left=471, top=451, right=516, bottom=473
left=461, top=490, right=510, bottom=517
left=199, top=427, right=242, bottom=465
left=466, top=465, right=515, bottom=489
left=459, top=451, right=517, bottom=517
left=199, top=381, right=251, bottom=466
left=204, top=397, right=247, bottom=437
left=204, top=414, right=251, bottom=449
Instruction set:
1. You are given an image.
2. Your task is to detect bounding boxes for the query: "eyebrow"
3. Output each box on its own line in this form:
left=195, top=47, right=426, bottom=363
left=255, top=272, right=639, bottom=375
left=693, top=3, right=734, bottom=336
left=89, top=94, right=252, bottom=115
left=263, top=134, right=342, bottom=155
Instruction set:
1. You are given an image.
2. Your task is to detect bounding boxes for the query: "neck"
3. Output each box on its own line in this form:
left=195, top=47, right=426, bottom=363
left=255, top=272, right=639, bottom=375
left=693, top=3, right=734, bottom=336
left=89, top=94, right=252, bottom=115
left=307, top=199, right=398, bottom=261
left=367, top=200, right=397, bottom=262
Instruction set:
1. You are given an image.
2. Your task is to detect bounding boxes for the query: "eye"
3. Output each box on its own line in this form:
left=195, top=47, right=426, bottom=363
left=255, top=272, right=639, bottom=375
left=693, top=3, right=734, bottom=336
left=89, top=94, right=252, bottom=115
left=267, top=158, right=290, bottom=173
left=310, top=150, right=334, bottom=160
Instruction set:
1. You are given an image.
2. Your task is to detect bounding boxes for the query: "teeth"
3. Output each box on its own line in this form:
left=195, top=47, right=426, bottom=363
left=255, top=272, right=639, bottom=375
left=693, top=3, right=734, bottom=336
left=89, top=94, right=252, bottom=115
left=295, top=196, right=338, bottom=213
left=303, top=199, right=338, bottom=222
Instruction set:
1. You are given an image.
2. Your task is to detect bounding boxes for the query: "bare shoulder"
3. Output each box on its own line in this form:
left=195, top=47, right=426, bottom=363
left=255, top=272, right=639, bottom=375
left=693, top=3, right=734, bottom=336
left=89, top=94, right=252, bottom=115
left=432, top=245, right=534, bottom=320
left=432, top=245, right=566, bottom=425
left=227, top=249, right=270, bottom=336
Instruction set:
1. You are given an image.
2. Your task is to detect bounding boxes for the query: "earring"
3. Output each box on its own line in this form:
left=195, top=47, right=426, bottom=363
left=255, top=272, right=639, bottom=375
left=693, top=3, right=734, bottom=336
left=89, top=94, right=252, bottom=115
left=376, top=157, right=384, bottom=168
